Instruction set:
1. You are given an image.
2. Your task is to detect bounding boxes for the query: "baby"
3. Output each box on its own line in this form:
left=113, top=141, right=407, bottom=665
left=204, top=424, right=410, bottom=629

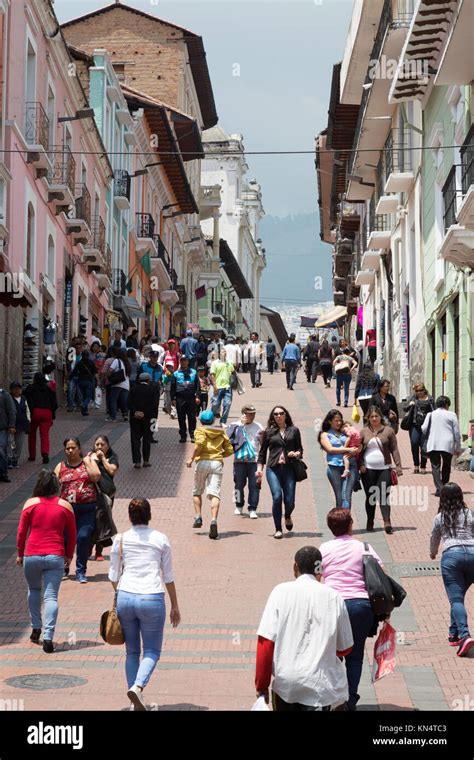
left=341, top=421, right=361, bottom=479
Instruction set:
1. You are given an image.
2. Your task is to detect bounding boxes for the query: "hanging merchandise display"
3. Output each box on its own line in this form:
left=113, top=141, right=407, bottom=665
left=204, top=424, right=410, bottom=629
left=22, top=322, right=40, bottom=386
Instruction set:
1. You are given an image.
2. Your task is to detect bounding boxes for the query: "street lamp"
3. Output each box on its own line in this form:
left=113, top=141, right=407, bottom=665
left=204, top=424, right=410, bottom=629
left=58, top=108, right=95, bottom=123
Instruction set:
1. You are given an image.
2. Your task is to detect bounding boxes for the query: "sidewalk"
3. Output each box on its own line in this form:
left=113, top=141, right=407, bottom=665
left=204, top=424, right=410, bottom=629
left=0, top=370, right=472, bottom=711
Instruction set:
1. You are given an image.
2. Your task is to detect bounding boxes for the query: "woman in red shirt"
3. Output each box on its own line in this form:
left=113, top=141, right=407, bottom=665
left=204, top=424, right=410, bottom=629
left=54, top=438, right=101, bottom=584
left=16, top=469, right=77, bottom=653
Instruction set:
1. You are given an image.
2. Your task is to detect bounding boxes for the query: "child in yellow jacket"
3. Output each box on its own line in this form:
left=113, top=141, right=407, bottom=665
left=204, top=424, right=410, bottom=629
left=186, top=409, right=233, bottom=539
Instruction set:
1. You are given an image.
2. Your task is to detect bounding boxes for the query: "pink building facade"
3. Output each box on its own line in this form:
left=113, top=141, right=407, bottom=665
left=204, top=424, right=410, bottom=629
left=0, top=0, right=112, bottom=390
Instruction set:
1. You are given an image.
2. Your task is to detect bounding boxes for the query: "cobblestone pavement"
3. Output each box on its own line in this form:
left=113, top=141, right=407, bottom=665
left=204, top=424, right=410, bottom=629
left=0, top=370, right=472, bottom=711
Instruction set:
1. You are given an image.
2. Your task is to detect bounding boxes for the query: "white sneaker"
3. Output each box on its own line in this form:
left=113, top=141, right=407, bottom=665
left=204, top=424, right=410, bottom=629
left=234, top=507, right=243, bottom=515
left=249, top=511, right=258, bottom=519
left=273, top=531, right=283, bottom=539
left=127, top=684, right=147, bottom=711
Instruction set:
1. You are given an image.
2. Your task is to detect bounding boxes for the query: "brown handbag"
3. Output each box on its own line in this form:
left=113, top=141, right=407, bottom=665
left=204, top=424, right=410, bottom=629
left=99, top=535, right=125, bottom=645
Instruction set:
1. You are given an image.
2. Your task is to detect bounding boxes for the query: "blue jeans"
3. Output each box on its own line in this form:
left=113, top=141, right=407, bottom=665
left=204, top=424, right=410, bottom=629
left=233, top=462, right=259, bottom=511
left=440, top=546, right=474, bottom=640
left=266, top=464, right=296, bottom=532
left=409, top=425, right=427, bottom=469
left=285, top=360, right=298, bottom=389
left=344, top=598, right=376, bottom=708
left=336, top=373, right=352, bottom=404
left=67, top=377, right=82, bottom=408
left=327, top=464, right=355, bottom=509
left=77, top=379, right=94, bottom=414
left=211, top=387, right=232, bottom=425
left=23, top=555, right=64, bottom=640
left=117, top=591, right=166, bottom=689
left=110, top=387, right=129, bottom=420
left=0, top=429, right=8, bottom=476
left=73, top=502, right=96, bottom=577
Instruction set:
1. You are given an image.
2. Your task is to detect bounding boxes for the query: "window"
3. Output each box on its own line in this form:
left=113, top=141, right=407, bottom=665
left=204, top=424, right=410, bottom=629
left=25, top=40, right=36, bottom=111
left=26, top=202, right=35, bottom=278
left=47, top=86, right=55, bottom=150
left=47, top=234, right=55, bottom=282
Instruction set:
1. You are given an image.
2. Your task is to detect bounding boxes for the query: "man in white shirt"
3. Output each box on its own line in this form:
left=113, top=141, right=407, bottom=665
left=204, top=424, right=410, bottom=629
left=110, top=329, right=126, bottom=350
left=255, top=546, right=353, bottom=710
left=227, top=404, right=263, bottom=518
left=248, top=332, right=264, bottom=388
left=223, top=336, right=241, bottom=368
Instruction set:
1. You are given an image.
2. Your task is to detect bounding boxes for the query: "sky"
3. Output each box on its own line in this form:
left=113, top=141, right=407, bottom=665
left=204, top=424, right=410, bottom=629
left=55, top=0, right=354, bottom=219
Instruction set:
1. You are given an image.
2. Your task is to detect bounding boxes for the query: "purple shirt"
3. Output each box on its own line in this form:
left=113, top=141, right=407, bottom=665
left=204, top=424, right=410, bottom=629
left=320, top=535, right=382, bottom=600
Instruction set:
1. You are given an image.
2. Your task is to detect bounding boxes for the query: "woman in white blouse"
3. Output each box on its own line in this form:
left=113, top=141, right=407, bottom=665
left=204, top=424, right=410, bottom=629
left=109, top=498, right=181, bottom=710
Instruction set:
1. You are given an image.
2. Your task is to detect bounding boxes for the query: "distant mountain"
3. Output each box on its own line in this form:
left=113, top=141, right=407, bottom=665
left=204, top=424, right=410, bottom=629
left=259, top=213, right=333, bottom=305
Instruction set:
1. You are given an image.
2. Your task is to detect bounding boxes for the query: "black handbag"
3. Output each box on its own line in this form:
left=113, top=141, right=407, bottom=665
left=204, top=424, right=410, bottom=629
left=362, top=543, right=406, bottom=618
left=109, top=360, right=125, bottom=386
left=400, top=404, right=415, bottom=431
left=291, top=458, right=308, bottom=482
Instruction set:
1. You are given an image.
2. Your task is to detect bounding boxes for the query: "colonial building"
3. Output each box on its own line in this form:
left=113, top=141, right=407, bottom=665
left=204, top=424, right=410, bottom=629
left=317, top=0, right=474, bottom=438
left=0, top=0, right=112, bottom=389
left=61, top=0, right=218, bottom=336
left=200, top=126, right=266, bottom=335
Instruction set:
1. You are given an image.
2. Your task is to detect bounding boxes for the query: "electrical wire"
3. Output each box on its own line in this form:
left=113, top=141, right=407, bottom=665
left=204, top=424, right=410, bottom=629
left=0, top=144, right=466, bottom=158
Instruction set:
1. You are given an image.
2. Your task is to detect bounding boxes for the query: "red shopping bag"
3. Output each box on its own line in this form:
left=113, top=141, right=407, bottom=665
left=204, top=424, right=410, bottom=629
left=372, top=621, right=396, bottom=682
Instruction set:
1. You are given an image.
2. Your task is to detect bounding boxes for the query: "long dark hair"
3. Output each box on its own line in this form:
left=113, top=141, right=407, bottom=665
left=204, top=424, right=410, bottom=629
left=318, top=409, right=344, bottom=446
left=358, top=362, right=377, bottom=388
left=118, top=349, right=132, bottom=377
left=266, top=405, right=294, bottom=433
left=32, top=469, right=60, bottom=497
left=438, top=483, right=468, bottom=537
left=365, top=406, right=384, bottom=429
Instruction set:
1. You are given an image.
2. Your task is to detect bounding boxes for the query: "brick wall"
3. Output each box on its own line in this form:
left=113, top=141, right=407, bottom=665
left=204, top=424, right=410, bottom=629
left=63, top=8, right=185, bottom=110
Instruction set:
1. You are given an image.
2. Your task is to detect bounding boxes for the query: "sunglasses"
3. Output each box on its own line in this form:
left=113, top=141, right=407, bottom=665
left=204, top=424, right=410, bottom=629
left=273, top=411, right=285, bottom=417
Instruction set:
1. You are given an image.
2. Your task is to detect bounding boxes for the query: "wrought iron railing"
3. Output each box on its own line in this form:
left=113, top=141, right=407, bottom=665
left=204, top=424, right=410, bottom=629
left=47, top=146, right=76, bottom=196
left=170, top=268, right=178, bottom=291
left=369, top=196, right=389, bottom=232
left=114, top=169, right=131, bottom=201
left=152, top=234, right=171, bottom=271
left=442, top=167, right=457, bottom=231
left=460, top=125, right=474, bottom=196
left=113, top=268, right=127, bottom=295
left=135, top=213, right=155, bottom=239
left=25, top=102, right=50, bottom=152
left=86, top=215, right=106, bottom=255
left=384, top=128, right=413, bottom=177
left=74, top=184, right=91, bottom=229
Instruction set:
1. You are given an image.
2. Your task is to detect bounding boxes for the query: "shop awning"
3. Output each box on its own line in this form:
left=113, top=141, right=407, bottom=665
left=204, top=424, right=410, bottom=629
left=113, top=295, right=146, bottom=327
left=315, top=305, right=348, bottom=328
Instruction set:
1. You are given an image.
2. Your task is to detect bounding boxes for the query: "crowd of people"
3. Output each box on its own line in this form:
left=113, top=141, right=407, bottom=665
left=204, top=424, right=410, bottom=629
left=8, top=325, right=474, bottom=711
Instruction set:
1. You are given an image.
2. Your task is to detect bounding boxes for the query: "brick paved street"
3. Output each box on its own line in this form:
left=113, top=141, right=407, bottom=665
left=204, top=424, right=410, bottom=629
left=0, top=370, right=473, bottom=711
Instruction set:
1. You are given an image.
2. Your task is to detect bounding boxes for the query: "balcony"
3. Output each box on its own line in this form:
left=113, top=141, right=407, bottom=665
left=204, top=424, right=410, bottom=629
left=439, top=149, right=474, bottom=268
left=355, top=270, right=376, bottom=286
left=383, top=129, right=415, bottom=194
left=339, top=0, right=387, bottom=105
left=66, top=184, right=91, bottom=245
left=25, top=102, right=50, bottom=171
left=160, top=267, right=179, bottom=306
left=362, top=250, right=381, bottom=270
left=457, top=126, right=474, bottom=229
left=333, top=291, right=346, bottom=307
left=96, top=244, right=113, bottom=290
left=80, top=216, right=107, bottom=272
left=199, top=184, right=221, bottom=221
left=442, top=167, right=457, bottom=233
left=347, top=0, right=412, bottom=199
left=376, top=195, right=399, bottom=215
left=133, top=213, right=157, bottom=254
left=114, top=170, right=131, bottom=211
left=367, top=200, right=391, bottom=249
left=45, top=146, right=76, bottom=212
left=334, top=251, right=352, bottom=278
left=116, top=107, right=134, bottom=128
left=150, top=234, right=172, bottom=290
left=211, top=300, right=225, bottom=324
